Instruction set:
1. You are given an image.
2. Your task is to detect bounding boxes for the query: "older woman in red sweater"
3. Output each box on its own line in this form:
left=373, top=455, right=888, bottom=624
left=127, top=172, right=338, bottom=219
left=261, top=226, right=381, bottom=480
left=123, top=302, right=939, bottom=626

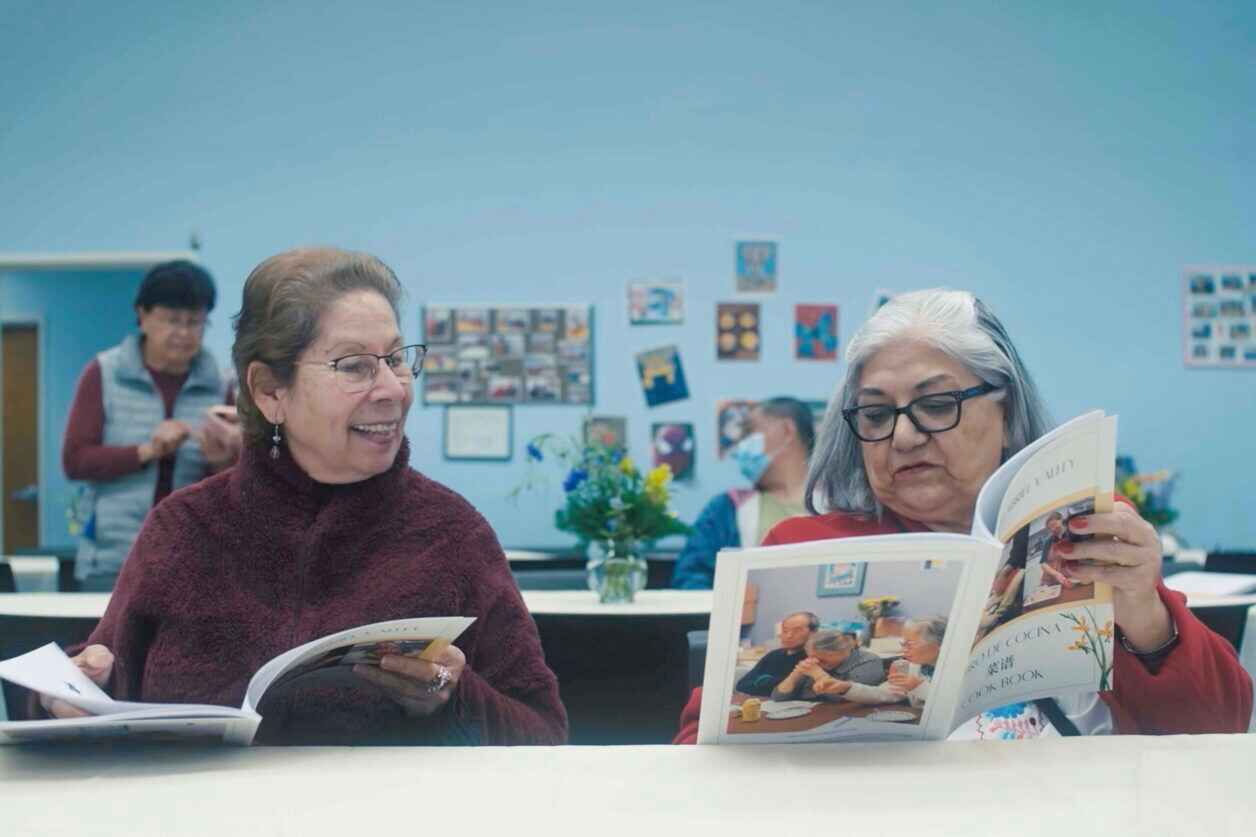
left=42, top=248, right=566, bottom=745
left=677, top=290, right=1251, bottom=742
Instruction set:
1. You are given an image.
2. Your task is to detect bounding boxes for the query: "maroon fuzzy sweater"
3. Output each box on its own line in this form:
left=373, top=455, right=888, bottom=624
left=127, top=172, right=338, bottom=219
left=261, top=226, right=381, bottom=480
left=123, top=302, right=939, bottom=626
left=83, top=439, right=567, bottom=745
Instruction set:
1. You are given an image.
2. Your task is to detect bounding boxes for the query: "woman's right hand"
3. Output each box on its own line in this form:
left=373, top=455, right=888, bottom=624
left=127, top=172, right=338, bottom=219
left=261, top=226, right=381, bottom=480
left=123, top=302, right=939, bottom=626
left=39, top=645, right=114, bottom=718
left=139, top=420, right=192, bottom=463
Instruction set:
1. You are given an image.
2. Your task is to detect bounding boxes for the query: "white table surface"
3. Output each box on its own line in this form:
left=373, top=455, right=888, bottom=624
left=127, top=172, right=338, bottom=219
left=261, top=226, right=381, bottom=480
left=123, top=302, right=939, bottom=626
left=0, top=590, right=715, bottom=619
left=1, top=734, right=1254, bottom=836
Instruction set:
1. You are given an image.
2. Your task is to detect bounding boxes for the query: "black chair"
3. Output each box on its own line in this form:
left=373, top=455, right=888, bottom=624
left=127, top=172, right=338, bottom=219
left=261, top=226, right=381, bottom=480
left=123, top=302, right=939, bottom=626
left=1204, top=551, right=1256, bottom=574
left=686, top=630, right=708, bottom=690
left=0, top=563, right=15, bottom=593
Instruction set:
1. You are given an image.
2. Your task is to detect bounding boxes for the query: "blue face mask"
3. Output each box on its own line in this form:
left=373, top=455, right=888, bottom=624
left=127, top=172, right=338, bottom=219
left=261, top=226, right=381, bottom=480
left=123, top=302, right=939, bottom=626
left=731, top=432, right=774, bottom=485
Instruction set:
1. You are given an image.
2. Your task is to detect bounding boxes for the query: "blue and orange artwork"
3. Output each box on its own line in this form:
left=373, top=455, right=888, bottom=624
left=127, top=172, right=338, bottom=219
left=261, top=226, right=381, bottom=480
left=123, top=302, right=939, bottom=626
left=795, top=304, right=838, bottom=360
left=635, top=345, right=690, bottom=407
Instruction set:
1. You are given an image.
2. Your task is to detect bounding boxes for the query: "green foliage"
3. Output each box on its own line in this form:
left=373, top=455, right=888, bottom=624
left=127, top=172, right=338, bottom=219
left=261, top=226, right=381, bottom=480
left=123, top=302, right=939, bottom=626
left=513, top=434, right=691, bottom=551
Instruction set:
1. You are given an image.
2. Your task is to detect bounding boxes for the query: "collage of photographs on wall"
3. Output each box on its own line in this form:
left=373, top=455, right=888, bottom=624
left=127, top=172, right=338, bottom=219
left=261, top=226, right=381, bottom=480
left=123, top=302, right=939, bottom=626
left=1184, top=266, right=1256, bottom=367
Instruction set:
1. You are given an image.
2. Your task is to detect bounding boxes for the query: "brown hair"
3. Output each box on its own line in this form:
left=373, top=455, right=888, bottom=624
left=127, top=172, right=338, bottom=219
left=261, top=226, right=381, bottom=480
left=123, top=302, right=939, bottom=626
left=231, top=247, right=403, bottom=444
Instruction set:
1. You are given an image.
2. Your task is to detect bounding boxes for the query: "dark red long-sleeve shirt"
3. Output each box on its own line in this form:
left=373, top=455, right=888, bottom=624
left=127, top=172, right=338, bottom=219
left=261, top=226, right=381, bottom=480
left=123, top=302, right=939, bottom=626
left=79, top=439, right=567, bottom=746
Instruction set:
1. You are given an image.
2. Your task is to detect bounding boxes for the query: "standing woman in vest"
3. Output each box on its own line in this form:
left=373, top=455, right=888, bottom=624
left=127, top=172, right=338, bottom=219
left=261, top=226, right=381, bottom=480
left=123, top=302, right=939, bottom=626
left=62, top=260, right=240, bottom=591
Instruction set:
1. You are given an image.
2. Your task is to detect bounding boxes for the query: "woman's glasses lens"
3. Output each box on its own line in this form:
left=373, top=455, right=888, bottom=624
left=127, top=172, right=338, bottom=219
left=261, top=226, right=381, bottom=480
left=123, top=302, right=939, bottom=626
left=850, top=397, right=961, bottom=441
left=334, top=346, right=426, bottom=393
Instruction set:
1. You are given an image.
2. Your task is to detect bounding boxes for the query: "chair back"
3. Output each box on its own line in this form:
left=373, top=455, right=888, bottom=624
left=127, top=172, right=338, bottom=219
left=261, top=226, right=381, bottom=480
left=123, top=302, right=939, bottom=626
left=1204, top=552, right=1256, bottom=574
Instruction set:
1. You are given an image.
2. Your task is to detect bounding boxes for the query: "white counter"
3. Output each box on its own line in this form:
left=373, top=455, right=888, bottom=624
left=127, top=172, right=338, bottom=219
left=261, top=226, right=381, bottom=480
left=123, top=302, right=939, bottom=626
left=1, top=734, right=1253, bottom=836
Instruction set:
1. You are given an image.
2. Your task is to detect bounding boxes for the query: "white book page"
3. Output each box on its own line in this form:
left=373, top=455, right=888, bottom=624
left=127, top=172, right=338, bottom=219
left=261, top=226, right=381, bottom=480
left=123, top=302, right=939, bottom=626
left=956, top=414, right=1119, bottom=728
left=0, top=712, right=257, bottom=745
left=697, top=534, right=998, bottom=745
left=993, top=414, right=1117, bottom=542
left=0, top=643, right=119, bottom=716
left=242, top=617, right=475, bottom=713
left=972, top=411, right=1106, bottom=544
left=0, top=643, right=254, bottom=720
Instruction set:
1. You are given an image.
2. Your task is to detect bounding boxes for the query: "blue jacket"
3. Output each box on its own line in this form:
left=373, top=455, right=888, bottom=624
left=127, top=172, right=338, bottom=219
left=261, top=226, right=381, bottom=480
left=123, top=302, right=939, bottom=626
left=671, top=489, right=759, bottom=589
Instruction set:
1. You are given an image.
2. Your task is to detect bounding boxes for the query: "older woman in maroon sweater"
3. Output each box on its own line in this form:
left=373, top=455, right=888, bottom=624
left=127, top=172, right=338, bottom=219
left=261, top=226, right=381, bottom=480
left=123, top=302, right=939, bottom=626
left=43, top=248, right=566, bottom=745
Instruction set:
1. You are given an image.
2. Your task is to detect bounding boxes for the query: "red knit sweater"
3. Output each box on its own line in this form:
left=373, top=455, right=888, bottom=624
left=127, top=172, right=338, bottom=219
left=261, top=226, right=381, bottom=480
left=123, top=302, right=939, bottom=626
left=84, top=439, right=567, bottom=745
left=674, top=507, right=1252, bottom=743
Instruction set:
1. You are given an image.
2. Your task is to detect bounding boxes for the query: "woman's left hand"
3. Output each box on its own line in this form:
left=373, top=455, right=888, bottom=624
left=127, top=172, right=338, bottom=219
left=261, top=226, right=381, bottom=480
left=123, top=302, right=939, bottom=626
left=1053, top=503, right=1173, bottom=652
left=353, top=644, right=466, bottom=717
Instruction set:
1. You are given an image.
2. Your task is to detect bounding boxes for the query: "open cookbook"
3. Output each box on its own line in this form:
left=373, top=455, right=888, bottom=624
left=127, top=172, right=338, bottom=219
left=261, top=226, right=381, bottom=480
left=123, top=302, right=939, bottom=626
left=0, top=616, right=474, bottom=745
left=699, top=410, right=1118, bottom=744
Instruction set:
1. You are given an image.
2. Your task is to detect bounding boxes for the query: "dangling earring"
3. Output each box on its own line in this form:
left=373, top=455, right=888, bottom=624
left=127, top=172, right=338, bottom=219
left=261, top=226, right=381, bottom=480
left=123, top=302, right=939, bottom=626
left=271, top=423, right=283, bottom=460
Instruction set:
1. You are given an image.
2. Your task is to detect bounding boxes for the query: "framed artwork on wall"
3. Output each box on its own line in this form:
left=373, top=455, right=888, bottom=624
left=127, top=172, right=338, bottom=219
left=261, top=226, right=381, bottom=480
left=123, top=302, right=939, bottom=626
left=816, top=562, right=866, bottom=598
left=442, top=405, right=513, bottom=461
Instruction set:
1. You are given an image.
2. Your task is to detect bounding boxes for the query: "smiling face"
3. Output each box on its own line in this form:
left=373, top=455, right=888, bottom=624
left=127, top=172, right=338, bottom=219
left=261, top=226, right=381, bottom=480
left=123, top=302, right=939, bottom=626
left=855, top=340, right=1005, bottom=532
left=270, top=290, right=412, bottom=484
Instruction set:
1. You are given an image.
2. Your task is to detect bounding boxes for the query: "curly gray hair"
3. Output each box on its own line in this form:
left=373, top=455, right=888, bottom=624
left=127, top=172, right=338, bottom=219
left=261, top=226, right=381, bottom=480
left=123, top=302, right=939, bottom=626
left=805, top=289, right=1053, bottom=516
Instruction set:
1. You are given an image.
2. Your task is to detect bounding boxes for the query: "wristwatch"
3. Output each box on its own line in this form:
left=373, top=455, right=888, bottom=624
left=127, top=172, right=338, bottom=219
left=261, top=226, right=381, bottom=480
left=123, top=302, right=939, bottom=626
left=1117, top=619, right=1180, bottom=660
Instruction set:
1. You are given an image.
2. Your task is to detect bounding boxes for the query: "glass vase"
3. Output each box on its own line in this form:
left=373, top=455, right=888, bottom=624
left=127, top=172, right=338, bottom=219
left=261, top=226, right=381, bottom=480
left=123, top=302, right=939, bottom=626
left=586, top=540, right=648, bottom=604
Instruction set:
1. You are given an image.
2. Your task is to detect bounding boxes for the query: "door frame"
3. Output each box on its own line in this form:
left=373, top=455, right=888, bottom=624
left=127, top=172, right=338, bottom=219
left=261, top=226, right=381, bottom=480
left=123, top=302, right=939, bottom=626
left=0, top=316, right=46, bottom=555
left=0, top=251, right=196, bottom=551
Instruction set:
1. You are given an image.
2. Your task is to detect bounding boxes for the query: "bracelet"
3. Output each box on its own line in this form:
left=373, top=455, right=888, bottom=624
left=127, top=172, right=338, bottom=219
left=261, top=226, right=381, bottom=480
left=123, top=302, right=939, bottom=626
left=1118, top=619, right=1180, bottom=659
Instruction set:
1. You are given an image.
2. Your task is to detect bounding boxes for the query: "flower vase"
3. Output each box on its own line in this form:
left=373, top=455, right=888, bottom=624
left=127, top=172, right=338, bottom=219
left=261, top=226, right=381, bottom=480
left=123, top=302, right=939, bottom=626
left=586, top=541, right=648, bottom=604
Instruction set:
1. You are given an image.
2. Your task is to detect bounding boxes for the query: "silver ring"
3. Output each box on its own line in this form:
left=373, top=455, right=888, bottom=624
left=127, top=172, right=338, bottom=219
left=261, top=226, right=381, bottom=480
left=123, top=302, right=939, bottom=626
left=426, top=665, right=452, bottom=694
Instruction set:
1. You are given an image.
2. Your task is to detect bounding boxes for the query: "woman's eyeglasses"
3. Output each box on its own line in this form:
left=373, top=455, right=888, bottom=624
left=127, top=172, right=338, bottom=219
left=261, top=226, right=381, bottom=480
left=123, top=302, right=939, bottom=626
left=303, top=344, right=427, bottom=394
left=841, top=382, right=1001, bottom=443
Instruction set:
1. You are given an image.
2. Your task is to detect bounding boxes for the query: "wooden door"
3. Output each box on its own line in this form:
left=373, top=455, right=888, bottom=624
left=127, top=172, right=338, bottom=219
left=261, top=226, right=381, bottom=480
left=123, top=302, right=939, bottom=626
left=2, top=324, right=39, bottom=553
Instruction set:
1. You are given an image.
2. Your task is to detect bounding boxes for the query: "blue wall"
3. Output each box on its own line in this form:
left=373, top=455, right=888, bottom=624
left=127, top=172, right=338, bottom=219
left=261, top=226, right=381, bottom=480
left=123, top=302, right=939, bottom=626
left=2, top=2, right=1253, bottom=550
left=1, top=269, right=145, bottom=547
left=747, top=560, right=964, bottom=647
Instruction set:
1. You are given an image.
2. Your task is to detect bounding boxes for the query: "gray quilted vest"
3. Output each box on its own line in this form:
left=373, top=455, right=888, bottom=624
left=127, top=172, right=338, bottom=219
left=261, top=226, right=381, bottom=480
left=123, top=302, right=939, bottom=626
left=75, top=334, right=227, bottom=581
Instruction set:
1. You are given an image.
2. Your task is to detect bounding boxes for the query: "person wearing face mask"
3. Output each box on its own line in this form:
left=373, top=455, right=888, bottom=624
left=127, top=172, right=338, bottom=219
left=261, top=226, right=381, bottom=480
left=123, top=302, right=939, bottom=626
left=670, top=397, right=815, bottom=589
left=31, top=248, right=566, bottom=746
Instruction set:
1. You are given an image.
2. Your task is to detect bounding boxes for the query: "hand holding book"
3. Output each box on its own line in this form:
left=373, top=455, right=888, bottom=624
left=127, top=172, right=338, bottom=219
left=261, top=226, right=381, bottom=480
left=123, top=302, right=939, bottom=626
left=1055, top=505, right=1173, bottom=654
left=354, top=643, right=466, bottom=717
left=38, top=644, right=114, bottom=720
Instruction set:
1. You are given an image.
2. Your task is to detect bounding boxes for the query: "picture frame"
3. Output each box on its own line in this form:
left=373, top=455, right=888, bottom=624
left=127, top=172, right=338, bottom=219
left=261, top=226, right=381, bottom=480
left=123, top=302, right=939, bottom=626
left=421, top=304, right=595, bottom=405
left=442, top=405, right=513, bottom=461
left=816, top=562, right=866, bottom=597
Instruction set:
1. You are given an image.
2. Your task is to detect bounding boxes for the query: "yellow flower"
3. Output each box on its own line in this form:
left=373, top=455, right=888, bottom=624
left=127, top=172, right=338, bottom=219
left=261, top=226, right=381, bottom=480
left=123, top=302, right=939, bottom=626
left=1097, top=622, right=1114, bottom=639
left=1072, top=624, right=1089, bottom=633
left=646, top=464, right=672, bottom=489
left=644, top=465, right=672, bottom=504
left=619, top=456, right=636, bottom=476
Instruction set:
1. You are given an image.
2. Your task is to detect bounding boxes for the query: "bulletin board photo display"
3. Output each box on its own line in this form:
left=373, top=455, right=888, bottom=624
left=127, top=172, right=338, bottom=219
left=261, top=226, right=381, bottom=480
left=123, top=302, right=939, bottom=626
left=422, top=305, right=595, bottom=404
left=1183, top=267, right=1256, bottom=368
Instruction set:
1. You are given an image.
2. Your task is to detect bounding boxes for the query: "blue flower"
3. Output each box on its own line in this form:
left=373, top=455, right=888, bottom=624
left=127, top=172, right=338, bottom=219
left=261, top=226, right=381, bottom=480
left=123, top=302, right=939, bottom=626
left=526, top=442, right=543, bottom=462
left=562, top=468, right=588, bottom=493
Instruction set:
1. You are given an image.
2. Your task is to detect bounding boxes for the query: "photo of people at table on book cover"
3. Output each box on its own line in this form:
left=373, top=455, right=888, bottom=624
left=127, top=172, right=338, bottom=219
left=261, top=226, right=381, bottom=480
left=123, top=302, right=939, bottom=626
left=724, top=559, right=964, bottom=737
left=975, top=498, right=1098, bottom=647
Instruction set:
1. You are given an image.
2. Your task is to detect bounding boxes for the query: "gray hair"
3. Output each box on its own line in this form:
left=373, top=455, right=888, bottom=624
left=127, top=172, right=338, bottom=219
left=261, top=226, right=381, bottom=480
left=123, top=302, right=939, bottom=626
left=905, top=616, right=948, bottom=646
left=810, top=630, right=858, bottom=653
left=805, top=289, right=1053, bottom=515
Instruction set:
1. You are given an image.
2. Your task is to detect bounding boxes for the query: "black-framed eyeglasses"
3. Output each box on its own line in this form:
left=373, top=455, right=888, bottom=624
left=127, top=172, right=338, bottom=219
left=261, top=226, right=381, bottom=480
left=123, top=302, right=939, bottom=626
left=841, top=382, right=1002, bottom=443
left=301, top=344, right=427, bottom=394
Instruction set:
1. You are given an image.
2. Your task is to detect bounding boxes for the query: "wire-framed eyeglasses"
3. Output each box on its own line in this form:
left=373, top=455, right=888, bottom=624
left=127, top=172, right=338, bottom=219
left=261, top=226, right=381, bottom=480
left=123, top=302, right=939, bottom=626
left=841, top=382, right=1002, bottom=443
left=302, top=344, right=427, bottom=394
